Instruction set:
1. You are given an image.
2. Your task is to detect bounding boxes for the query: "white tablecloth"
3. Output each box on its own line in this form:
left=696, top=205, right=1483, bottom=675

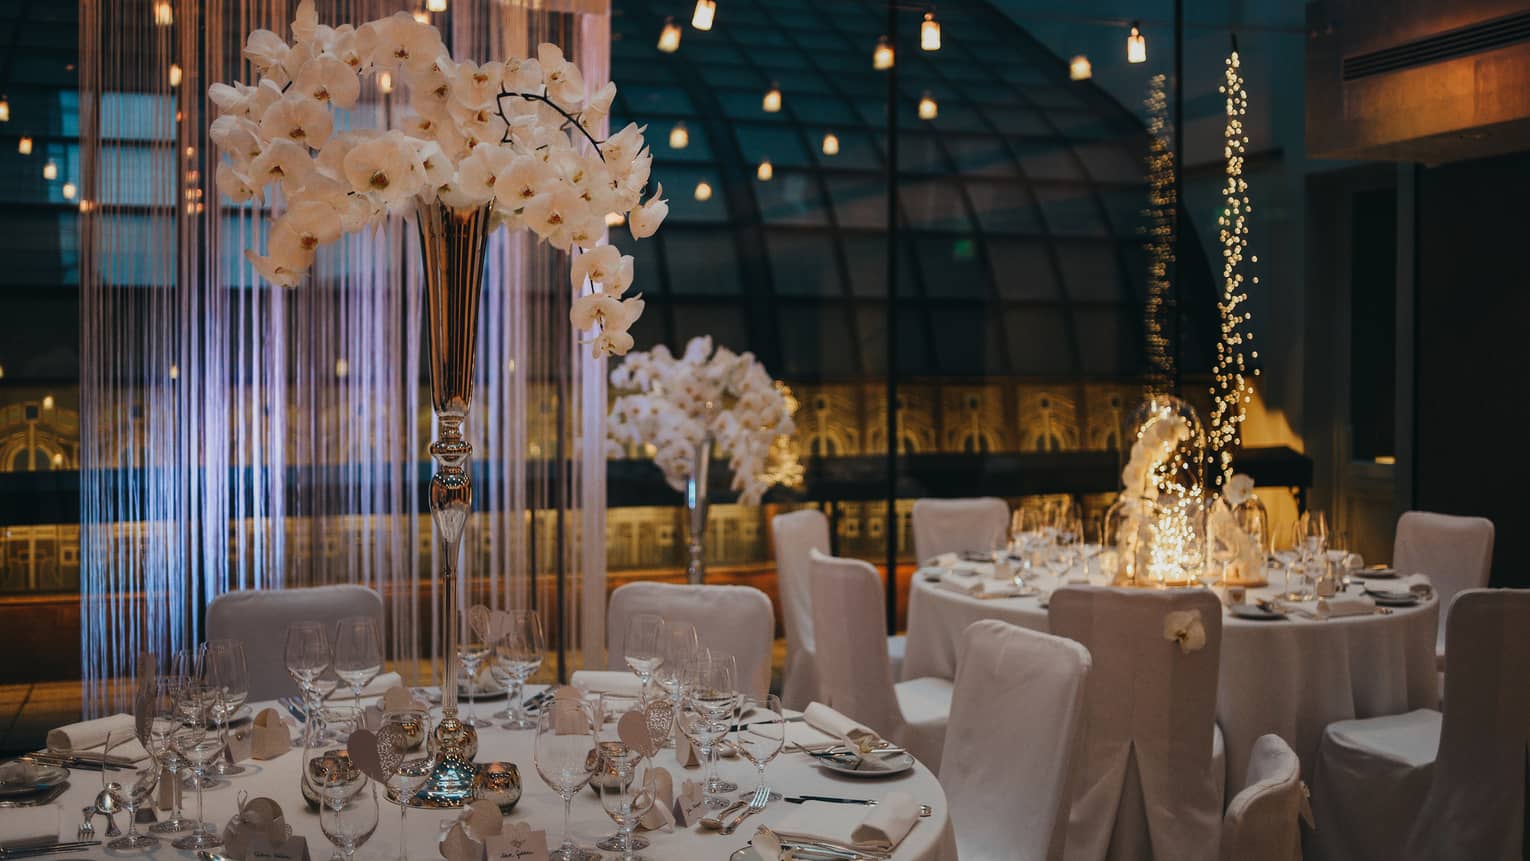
left=0, top=690, right=956, bottom=860
left=904, top=576, right=1440, bottom=788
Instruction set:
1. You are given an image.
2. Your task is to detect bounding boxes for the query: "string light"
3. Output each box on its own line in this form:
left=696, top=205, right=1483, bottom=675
left=691, top=0, right=715, bottom=31
left=873, top=36, right=895, bottom=70
left=426, top=0, right=446, bottom=11
left=917, top=92, right=938, bottom=120
left=694, top=180, right=713, bottom=201
left=411, top=9, right=429, bottom=24
left=762, top=84, right=781, bottom=113
left=605, top=211, right=626, bottom=227
left=377, top=71, right=393, bottom=94
left=821, top=133, right=839, bottom=156
left=17, top=136, right=31, bottom=155
left=0, top=99, right=10, bottom=123
left=168, top=63, right=182, bottom=87
left=169, top=363, right=179, bottom=380
left=153, top=0, right=173, bottom=26
left=184, top=145, right=195, bottom=159
left=1143, top=74, right=1175, bottom=394
left=920, top=11, right=941, bottom=51
left=62, top=182, right=76, bottom=200
left=1127, top=23, right=1147, bottom=63
left=334, top=358, right=350, bottom=378
left=668, top=123, right=689, bottom=149
left=42, top=160, right=56, bottom=180
left=658, top=17, right=681, bottom=53
left=756, top=159, right=773, bottom=181
left=42, top=395, right=54, bottom=410
left=79, top=199, right=92, bottom=213
left=1069, top=55, right=1092, bottom=81
left=1209, top=46, right=1260, bottom=486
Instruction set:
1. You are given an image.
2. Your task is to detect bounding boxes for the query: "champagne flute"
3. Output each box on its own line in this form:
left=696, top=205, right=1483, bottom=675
left=321, top=781, right=379, bottom=861
left=457, top=634, right=493, bottom=729
left=201, top=639, right=249, bottom=776
left=734, top=694, right=784, bottom=801
left=491, top=610, right=545, bottom=730
left=535, top=699, right=600, bottom=861
left=623, top=613, right=665, bottom=698
left=170, top=682, right=226, bottom=850
left=597, top=754, right=656, bottom=861
left=333, top=617, right=383, bottom=725
left=286, top=622, right=332, bottom=745
left=380, top=709, right=433, bottom=861
left=103, top=729, right=159, bottom=850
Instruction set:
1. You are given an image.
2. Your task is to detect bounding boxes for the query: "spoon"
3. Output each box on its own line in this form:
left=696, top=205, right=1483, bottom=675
left=198, top=852, right=234, bottom=861
left=94, top=785, right=122, bottom=837
left=699, top=798, right=748, bottom=830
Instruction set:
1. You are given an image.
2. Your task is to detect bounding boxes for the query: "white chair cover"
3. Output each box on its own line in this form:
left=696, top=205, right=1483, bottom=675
left=1049, top=587, right=1224, bottom=861
left=809, top=550, right=953, bottom=766
left=940, top=620, right=1090, bottom=861
left=1392, top=510, right=1494, bottom=658
left=910, top=497, right=1010, bottom=563
left=772, top=509, right=905, bottom=709
left=605, top=581, right=774, bottom=700
left=206, top=584, right=383, bottom=701
left=1309, top=588, right=1530, bottom=861
left=1221, top=734, right=1303, bottom=861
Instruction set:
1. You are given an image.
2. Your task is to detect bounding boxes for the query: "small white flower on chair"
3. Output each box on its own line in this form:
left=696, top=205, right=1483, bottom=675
left=1164, top=609, right=1207, bottom=654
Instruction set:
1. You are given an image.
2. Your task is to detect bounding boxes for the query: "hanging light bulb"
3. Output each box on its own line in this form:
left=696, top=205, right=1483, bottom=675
left=62, top=182, right=76, bottom=200
left=1127, top=23, right=1147, bottom=63
left=1069, top=55, right=1093, bottom=80
left=411, top=8, right=429, bottom=23
left=78, top=199, right=92, bottom=213
left=17, top=136, right=31, bottom=155
left=873, top=35, right=895, bottom=70
left=153, top=0, right=173, bottom=26
left=169, top=363, right=179, bottom=380
left=605, top=211, right=626, bottom=227
left=658, top=17, right=682, bottom=53
left=694, top=180, right=713, bottom=201
left=756, top=159, right=773, bottom=181
left=377, top=71, right=394, bottom=94
left=669, top=123, right=689, bottom=149
left=0, top=99, right=10, bottom=123
left=42, top=160, right=56, bottom=180
left=762, top=84, right=782, bottom=113
left=821, top=132, right=840, bottom=156
left=691, top=0, right=715, bottom=31
left=42, top=394, right=54, bottom=410
left=426, top=0, right=446, bottom=11
left=918, top=92, right=938, bottom=120
left=334, top=358, right=350, bottom=378
left=168, top=63, right=183, bottom=87
left=920, top=11, right=941, bottom=51
left=184, top=145, right=195, bottom=159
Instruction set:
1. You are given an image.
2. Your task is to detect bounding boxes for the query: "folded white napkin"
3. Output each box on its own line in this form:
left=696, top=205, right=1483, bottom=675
left=764, top=793, right=920, bottom=855
left=1318, top=595, right=1376, bottom=618
left=46, top=713, right=149, bottom=761
left=938, top=578, right=1023, bottom=599
left=929, top=553, right=991, bottom=577
left=570, top=670, right=644, bottom=698
left=1366, top=573, right=1433, bottom=600
left=803, top=702, right=883, bottom=751
left=329, top=671, right=404, bottom=701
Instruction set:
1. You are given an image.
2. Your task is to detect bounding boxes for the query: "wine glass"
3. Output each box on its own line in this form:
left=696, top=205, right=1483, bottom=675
left=457, top=632, right=493, bottom=730
left=380, top=709, right=433, bottom=861
left=652, top=621, right=697, bottom=747
left=490, top=610, right=544, bottom=730
left=333, top=616, right=383, bottom=724
left=320, top=781, right=379, bottom=861
left=596, top=754, right=656, bottom=861
left=679, top=648, right=737, bottom=807
left=1011, top=508, right=1044, bottom=571
left=1300, top=510, right=1329, bottom=563
left=535, top=699, right=600, bottom=861
left=145, top=677, right=194, bottom=835
left=201, top=639, right=249, bottom=776
left=103, top=728, right=159, bottom=850
left=734, top=693, right=784, bottom=802
left=286, top=622, right=332, bottom=745
left=169, top=682, right=227, bottom=850
left=623, top=613, right=665, bottom=697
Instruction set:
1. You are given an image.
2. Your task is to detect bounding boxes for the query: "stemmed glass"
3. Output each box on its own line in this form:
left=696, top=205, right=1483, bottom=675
left=457, top=633, right=493, bottom=729
left=169, top=681, right=227, bottom=851
left=333, top=617, right=383, bottom=725
left=321, top=782, right=380, bottom=861
left=286, top=622, right=333, bottom=746
left=491, top=610, right=545, bottom=730
left=596, top=751, right=655, bottom=861
left=380, top=709, right=433, bottom=861
left=201, top=639, right=249, bottom=776
left=1050, top=513, right=1082, bottom=584
left=734, top=693, right=784, bottom=802
left=1010, top=508, right=1043, bottom=574
left=623, top=614, right=665, bottom=698
left=679, top=649, right=738, bottom=808
left=103, top=728, right=159, bottom=850
left=652, top=621, right=698, bottom=748
left=535, top=699, right=600, bottom=861
left=145, top=677, right=194, bottom=836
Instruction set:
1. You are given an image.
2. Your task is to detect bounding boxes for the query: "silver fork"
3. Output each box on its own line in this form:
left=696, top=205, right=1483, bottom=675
left=75, top=806, right=95, bottom=840
left=723, top=785, right=771, bottom=835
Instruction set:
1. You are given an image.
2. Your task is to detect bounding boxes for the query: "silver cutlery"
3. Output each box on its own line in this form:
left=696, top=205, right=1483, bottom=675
left=75, top=806, right=94, bottom=840
left=699, top=798, right=749, bottom=830
left=722, top=784, right=771, bottom=835
left=783, top=795, right=934, bottom=817
left=0, top=840, right=103, bottom=858
left=94, top=786, right=122, bottom=837
left=731, top=715, right=805, bottom=733
left=197, top=851, right=234, bottom=861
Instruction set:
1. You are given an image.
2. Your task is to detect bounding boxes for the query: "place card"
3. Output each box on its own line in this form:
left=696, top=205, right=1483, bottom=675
left=484, top=822, right=548, bottom=861
left=227, top=724, right=254, bottom=762
left=673, top=779, right=706, bottom=827
left=673, top=724, right=700, bottom=768
left=249, top=835, right=311, bottom=861
left=638, top=767, right=675, bottom=832
left=250, top=708, right=291, bottom=760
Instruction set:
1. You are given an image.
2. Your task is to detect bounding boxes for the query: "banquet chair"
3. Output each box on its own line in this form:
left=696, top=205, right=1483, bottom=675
left=809, top=550, right=954, bottom=766
left=1308, top=588, right=1530, bottom=861
left=605, top=581, right=774, bottom=700
left=1391, top=510, right=1494, bottom=664
left=910, top=497, right=1010, bottom=563
left=1049, top=587, right=1226, bottom=861
left=1221, top=734, right=1304, bottom=861
left=205, top=584, right=383, bottom=701
left=771, top=508, right=904, bottom=709
left=940, top=620, right=1090, bottom=861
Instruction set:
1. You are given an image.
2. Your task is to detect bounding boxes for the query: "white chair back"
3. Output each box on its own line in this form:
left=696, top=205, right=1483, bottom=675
left=1221, top=734, right=1303, bottom=861
left=1049, top=587, right=1224, bottom=861
left=941, top=620, right=1090, bottom=861
left=808, top=551, right=902, bottom=737
left=1392, top=511, right=1494, bottom=653
left=1405, top=588, right=1530, bottom=859
left=605, top=582, right=774, bottom=700
left=911, top=497, right=1009, bottom=563
left=206, top=584, right=384, bottom=701
left=772, top=508, right=831, bottom=710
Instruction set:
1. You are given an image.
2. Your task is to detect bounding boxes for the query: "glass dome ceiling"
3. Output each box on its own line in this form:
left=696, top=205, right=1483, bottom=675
left=605, top=0, right=1214, bottom=384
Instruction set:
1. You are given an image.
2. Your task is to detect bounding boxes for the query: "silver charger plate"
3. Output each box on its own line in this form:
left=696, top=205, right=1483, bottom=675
left=1366, top=592, right=1421, bottom=607
left=0, top=764, right=68, bottom=798
left=817, top=750, right=916, bottom=778
left=208, top=704, right=253, bottom=728
left=1229, top=603, right=1287, bottom=621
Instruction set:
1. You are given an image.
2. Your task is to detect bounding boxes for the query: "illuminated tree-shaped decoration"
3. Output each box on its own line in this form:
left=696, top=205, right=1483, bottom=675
left=1209, top=43, right=1262, bottom=487
left=1105, top=394, right=1207, bottom=586
left=1142, top=74, right=1175, bottom=395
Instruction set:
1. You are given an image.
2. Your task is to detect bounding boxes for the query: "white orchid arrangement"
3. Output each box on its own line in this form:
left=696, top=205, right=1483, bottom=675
left=1120, top=412, right=1192, bottom=501
left=1163, top=608, right=1207, bottom=654
left=608, top=336, right=802, bottom=506
left=210, top=1, right=666, bottom=356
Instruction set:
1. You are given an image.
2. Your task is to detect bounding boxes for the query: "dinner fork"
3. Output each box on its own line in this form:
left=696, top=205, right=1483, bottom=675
left=722, top=785, right=771, bottom=835
left=75, top=806, right=94, bottom=839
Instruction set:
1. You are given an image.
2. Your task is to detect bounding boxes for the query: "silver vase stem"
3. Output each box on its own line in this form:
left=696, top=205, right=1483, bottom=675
left=684, top=434, right=712, bottom=584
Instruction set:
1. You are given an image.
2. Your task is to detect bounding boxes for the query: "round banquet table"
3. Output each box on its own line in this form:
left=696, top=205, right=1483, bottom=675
left=903, top=574, right=1440, bottom=789
left=19, top=691, right=956, bottom=860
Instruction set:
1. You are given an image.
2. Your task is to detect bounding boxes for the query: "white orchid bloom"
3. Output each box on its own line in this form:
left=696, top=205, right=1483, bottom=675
left=207, top=82, right=258, bottom=119
left=209, top=115, right=264, bottom=164
left=291, top=0, right=319, bottom=43
left=259, top=94, right=334, bottom=149
left=243, top=29, right=291, bottom=75
left=275, top=199, right=345, bottom=253
left=503, top=57, right=543, bottom=93
left=629, top=183, right=668, bottom=239
left=248, top=139, right=317, bottom=191
left=601, top=122, right=646, bottom=172
left=447, top=100, right=508, bottom=148
left=537, top=43, right=585, bottom=106
left=335, top=22, right=378, bottom=71
left=371, top=12, right=444, bottom=75
left=565, top=215, right=606, bottom=252
left=570, top=245, right=622, bottom=291
left=293, top=55, right=360, bottom=109
left=456, top=143, right=518, bottom=203
left=215, top=162, right=262, bottom=204
left=341, top=131, right=424, bottom=206
left=453, top=60, right=504, bottom=109
left=580, top=81, right=616, bottom=129
left=245, top=247, right=306, bottom=288
left=500, top=156, right=558, bottom=209
left=414, top=140, right=455, bottom=187
left=521, top=186, right=581, bottom=248
left=591, top=329, right=635, bottom=358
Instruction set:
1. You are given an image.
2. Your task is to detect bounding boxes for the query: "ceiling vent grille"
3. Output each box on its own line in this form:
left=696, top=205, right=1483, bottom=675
left=1343, top=11, right=1530, bottom=80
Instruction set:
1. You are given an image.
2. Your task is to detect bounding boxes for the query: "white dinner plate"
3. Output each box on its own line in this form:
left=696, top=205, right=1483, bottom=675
left=0, top=763, right=68, bottom=797
left=817, top=750, right=915, bottom=778
left=1362, top=566, right=1399, bottom=579
left=1229, top=603, right=1287, bottom=621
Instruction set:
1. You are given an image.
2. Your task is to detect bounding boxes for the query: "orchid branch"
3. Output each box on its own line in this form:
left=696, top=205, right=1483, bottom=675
left=494, top=89, right=606, bottom=160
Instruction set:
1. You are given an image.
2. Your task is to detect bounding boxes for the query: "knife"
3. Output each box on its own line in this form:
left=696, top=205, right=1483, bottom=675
left=0, top=840, right=103, bottom=858
left=785, top=796, right=934, bottom=817
left=730, top=715, right=805, bottom=732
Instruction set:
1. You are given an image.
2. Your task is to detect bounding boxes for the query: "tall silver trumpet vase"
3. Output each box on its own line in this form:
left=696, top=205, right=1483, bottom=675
left=683, top=435, right=712, bottom=584
left=414, top=201, right=492, bottom=808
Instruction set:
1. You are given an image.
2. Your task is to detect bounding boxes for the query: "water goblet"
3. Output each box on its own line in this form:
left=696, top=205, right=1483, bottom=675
left=333, top=616, right=383, bottom=726
left=169, top=683, right=227, bottom=851
left=201, top=638, right=249, bottom=776
left=534, top=699, right=601, bottom=861
left=286, top=622, right=333, bottom=745
left=734, top=694, right=784, bottom=802
left=490, top=610, right=544, bottom=730
left=380, top=709, right=433, bottom=860
left=320, top=781, right=379, bottom=861
left=623, top=613, right=665, bottom=698
left=597, top=756, right=656, bottom=861
left=103, top=729, right=160, bottom=850
left=457, top=636, right=493, bottom=729
left=145, top=678, right=194, bottom=835
left=680, top=649, right=738, bottom=806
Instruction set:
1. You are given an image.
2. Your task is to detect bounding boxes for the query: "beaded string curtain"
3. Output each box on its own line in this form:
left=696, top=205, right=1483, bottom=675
left=78, top=0, right=609, bottom=714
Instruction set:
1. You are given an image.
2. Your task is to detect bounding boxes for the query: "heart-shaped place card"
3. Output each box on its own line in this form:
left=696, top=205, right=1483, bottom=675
left=643, top=699, right=674, bottom=754
left=469, top=604, right=494, bottom=644
left=617, top=709, right=657, bottom=759
left=483, top=821, right=548, bottom=861
left=346, top=729, right=387, bottom=783
left=673, top=779, right=706, bottom=827
left=440, top=822, right=484, bottom=861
